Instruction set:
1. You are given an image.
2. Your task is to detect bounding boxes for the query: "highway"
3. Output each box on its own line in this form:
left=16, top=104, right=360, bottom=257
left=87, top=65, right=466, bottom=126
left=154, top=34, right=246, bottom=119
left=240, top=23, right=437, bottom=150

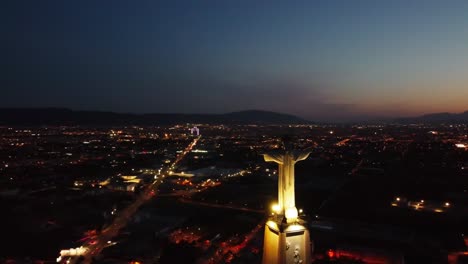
left=178, top=198, right=265, bottom=214
left=317, top=158, right=364, bottom=212
left=64, top=136, right=200, bottom=264
left=335, top=138, right=350, bottom=146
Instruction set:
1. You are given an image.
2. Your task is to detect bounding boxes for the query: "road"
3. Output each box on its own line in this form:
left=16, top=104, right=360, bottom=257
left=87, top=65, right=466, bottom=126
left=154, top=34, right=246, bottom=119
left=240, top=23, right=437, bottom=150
left=179, top=198, right=265, bottom=214
left=335, top=138, right=350, bottom=146
left=66, top=136, right=200, bottom=264
left=317, top=158, right=364, bottom=212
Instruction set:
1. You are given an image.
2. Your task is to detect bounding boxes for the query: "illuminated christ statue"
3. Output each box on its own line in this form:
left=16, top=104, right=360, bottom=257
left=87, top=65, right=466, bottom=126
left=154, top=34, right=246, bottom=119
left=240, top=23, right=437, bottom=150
left=263, top=145, right=310, bottom=223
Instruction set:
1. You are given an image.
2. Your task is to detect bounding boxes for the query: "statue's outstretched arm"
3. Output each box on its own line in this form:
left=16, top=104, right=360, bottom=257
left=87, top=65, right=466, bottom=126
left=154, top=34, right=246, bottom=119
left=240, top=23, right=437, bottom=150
left=263, top=153, right=284, bottom=164
left=293, top=151, right=310, bottom=162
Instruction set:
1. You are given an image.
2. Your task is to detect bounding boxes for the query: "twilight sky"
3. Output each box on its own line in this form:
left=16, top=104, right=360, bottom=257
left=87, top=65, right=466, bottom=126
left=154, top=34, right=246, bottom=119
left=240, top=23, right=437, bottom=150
left=1, top=0, right=468, bottom=121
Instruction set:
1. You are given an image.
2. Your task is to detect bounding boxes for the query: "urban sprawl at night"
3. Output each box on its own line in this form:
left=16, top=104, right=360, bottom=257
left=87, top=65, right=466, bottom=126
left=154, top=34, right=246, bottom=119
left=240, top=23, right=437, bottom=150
left=1, top=123, right=467, bottom=263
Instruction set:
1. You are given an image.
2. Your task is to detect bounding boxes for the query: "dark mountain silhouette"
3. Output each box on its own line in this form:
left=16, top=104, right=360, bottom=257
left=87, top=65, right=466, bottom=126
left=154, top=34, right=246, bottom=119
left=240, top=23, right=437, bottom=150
left=396, top=111, right=468, bottom=123
left=0, top=108, right=310, bottom=126
left=221, top=110, right=307, bottom=124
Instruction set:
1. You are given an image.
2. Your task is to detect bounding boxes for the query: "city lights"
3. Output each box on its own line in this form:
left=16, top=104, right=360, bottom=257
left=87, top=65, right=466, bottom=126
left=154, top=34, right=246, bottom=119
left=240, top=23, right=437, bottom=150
left=1, top=122, right=467, bottom=263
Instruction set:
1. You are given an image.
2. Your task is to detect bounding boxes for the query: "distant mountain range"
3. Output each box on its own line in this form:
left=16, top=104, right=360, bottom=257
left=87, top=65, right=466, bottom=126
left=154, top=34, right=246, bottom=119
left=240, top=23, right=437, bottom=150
left=0, top=108, right=309, bottom=126
left=395, top=111, right=468, bottom=123
left=0, top=108, right=467, bottom=125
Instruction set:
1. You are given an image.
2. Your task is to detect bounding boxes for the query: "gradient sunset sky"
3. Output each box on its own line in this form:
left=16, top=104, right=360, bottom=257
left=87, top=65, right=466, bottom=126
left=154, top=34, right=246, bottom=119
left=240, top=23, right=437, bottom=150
left=1, top=0, right=467, bottom=121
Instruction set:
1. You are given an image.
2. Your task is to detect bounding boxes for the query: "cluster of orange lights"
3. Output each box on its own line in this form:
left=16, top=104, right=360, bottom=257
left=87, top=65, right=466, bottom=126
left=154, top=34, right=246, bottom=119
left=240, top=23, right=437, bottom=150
left=177, top=179, right=193, bottom=186
left=168, top=228, right=202, bottom=245
left=326, top=249, right=389, bottom=263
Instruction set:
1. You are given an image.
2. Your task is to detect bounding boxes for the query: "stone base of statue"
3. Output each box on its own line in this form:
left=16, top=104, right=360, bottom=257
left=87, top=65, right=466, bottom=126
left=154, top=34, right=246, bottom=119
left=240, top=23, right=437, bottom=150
left=262, top=216, right=311, bottom=264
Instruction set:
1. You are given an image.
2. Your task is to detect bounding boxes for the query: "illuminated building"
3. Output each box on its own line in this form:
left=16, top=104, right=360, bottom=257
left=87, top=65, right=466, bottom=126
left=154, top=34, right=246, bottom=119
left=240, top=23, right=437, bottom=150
left=190, top=126, right=200, bottom=136
left=262, top=144, right=312, bottom=264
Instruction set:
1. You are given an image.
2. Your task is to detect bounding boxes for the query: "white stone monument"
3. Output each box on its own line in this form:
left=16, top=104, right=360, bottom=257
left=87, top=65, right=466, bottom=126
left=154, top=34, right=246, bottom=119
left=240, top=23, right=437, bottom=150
left=262, top=143, right=312, bottom=264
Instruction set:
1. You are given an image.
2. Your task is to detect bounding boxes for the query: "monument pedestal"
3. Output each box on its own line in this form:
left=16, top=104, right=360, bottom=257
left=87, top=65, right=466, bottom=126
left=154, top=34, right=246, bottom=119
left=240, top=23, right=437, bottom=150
left=262, top=217, right=311, bottom=264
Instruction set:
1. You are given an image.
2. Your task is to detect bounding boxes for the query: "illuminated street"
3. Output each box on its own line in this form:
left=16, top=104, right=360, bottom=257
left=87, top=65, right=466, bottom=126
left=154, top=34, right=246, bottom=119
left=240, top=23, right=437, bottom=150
left=178, top=198, right=264, bottom=214
left=65, top=136, right=200, bottom=264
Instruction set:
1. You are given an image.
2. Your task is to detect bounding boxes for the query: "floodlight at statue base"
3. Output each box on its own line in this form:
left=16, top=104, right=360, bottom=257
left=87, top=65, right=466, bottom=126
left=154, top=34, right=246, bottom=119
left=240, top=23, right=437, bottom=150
left=262, top=217, right=311, bottom=264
